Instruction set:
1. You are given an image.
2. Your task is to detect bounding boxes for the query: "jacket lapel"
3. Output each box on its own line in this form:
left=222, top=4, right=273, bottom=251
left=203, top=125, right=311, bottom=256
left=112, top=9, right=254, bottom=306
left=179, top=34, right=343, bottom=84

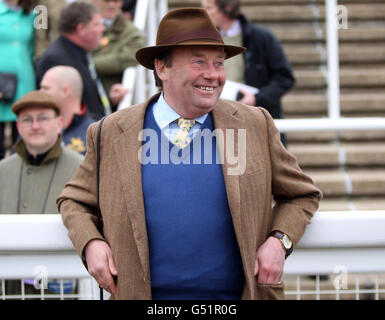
left=212, top=101, right=245, bottom=251
left=212, top=100, right=254, bottom=282
left=112, top=95, right=160, bottom=279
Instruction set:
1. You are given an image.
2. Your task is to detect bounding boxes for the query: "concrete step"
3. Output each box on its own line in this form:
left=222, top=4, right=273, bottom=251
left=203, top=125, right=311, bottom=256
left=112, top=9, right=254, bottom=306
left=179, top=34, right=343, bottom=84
left=304, top=169, right=385, bottom=197
left=287, top=130, right=385, bottom=143
left=294, top=68, right=385, bottom=90
left=243, top=4, right=385, bottom=23
left=272, top=26, right=385, bottom=43
left=285, top=44, right=385, bottom=66
left=318, top=197, right=385, bottom=212
left=288, top=143, right=385, bottom=167
left=282, top=93, right=385, bottom=115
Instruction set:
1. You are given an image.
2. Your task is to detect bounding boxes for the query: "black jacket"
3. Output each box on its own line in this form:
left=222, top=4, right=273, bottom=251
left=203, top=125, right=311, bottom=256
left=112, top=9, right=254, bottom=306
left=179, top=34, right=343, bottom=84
left=239, top=14, right=295, bottom=119
left=36, top=36, right=108, bottom=120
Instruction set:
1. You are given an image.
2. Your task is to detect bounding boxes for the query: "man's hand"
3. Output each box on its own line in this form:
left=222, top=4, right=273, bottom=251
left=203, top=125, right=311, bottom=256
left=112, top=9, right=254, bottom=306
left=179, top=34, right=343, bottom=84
left=84, top=239, right=118, bottom=295
left=109, top=83, right=130, bottom=106
left=254, top=236, right=286, bottom=284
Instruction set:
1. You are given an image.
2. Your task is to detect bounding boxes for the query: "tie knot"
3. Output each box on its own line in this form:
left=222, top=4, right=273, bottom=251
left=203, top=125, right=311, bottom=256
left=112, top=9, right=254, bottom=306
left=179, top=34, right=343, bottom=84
left=177, top=118, right=195, bottom=132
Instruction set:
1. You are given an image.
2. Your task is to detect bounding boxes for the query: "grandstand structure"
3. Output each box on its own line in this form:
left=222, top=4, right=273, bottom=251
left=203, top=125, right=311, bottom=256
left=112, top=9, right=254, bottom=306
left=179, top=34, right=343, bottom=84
left=168, top=0, right=385, bottom=211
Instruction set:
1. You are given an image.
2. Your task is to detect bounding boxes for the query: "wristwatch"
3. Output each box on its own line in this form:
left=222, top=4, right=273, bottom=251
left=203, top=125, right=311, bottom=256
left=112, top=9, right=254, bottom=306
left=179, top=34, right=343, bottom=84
left=270, top=230, right=293, bottom=259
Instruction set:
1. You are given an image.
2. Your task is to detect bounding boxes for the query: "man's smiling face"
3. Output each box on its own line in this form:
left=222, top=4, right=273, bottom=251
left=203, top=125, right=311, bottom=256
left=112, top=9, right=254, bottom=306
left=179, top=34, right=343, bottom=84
left=156, top=46, right=226, bottom=118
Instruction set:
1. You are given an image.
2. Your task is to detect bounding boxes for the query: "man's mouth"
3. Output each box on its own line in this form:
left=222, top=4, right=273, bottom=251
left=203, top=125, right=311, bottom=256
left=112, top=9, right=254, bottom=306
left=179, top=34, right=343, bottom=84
left=196, top=86, right=214, bottom=91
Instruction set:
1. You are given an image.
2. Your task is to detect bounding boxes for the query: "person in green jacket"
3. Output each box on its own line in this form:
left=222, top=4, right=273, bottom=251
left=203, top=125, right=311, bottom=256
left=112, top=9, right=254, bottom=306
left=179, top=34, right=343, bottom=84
left=0, top=90, right=83, bottom=214
left=0, top=0, right=36, bottom=160
left=92, top=0, right=145, bottom=111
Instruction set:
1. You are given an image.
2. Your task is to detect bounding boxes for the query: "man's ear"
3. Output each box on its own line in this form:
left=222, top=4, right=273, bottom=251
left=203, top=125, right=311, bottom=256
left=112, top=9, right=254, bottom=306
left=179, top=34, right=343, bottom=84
left=154, top=58, right=168, bottom=82
left=56, top=115, right=63, bottom=133
left=76, top=23, right=85, bottom=37
left=61, top=84, right=70, bottom=98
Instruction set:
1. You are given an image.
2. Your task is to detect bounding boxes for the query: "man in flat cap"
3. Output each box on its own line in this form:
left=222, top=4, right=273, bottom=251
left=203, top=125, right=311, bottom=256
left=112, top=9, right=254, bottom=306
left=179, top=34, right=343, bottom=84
left=0, top=90, right=83, bottom=296
left=58, top=8, right=322, bottom=300
left=0, top=90, right=83, bottom=214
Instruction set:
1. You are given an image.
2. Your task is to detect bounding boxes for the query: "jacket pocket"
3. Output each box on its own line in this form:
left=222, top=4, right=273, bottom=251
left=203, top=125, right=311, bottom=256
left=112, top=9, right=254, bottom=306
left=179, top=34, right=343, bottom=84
left=256, top=281, right=285, bottom=300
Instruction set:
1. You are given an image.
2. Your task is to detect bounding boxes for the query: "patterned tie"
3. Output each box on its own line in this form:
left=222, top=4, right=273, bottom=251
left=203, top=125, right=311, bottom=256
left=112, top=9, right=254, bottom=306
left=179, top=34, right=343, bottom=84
left=86, top=53, right=112, bottom=115
left=172, top=118, right=196, bottom=148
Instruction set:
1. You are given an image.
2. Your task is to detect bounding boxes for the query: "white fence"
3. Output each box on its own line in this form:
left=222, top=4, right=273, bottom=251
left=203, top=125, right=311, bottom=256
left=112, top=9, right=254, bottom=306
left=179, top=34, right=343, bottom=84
left=1, top=212, right=385, bottom=300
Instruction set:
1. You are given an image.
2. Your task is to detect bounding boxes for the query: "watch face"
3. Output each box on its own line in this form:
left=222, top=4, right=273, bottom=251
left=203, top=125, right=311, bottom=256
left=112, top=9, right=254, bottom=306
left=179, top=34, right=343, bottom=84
left=282, top=235, right=292, bottom=249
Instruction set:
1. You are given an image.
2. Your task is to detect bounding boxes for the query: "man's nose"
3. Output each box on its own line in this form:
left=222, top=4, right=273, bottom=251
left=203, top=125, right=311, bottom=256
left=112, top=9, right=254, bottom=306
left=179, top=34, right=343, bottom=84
left=203, top=63, right=219, bottom=80
left=31, top=119, right=41, bottom=129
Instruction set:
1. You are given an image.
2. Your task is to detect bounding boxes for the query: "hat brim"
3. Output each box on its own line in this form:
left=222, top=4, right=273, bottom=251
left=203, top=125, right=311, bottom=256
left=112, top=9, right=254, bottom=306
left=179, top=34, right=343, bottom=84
left=136, top=42, right=246, bottom=70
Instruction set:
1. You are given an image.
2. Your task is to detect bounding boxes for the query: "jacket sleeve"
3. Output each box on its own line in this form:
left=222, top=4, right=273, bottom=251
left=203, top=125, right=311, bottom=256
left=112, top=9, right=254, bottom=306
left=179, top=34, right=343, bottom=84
left=93, top=21, right=146, bottom=75
left=260, top=108, right=322, bottom=245
left=57, top=121, right=105, bottom=260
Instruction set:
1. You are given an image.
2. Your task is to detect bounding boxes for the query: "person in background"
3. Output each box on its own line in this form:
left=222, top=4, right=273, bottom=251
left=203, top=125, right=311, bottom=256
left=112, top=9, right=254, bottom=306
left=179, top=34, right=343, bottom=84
left=121, top=0, right=136, bottom=21
left=0, top=91, right=83, bottom=296
left=0, top=0, right=36, bottom=160
left=201, top=0, right=295, bottom=146
left=92, top=0, right=145, bottom=111
left=57, top=8, right=322, bottom=300
left=36, top=1, right=110, bottom=120
left=40, top=66, right=95, bottom=155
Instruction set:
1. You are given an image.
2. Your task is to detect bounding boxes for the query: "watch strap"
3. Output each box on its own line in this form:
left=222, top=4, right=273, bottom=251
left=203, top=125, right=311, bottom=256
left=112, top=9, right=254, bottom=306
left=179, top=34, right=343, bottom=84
left=270, top=230, right=293, bottom=259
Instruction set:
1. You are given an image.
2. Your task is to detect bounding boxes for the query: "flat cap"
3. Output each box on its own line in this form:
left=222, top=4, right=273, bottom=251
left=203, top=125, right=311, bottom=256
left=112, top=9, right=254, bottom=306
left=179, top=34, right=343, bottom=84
left=12, top=90, right=61, bottom=115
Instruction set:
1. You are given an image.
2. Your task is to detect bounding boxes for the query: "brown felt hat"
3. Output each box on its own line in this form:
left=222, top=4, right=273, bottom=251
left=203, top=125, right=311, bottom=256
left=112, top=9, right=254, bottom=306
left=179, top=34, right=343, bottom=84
left=12, top=90, right=61, bottom=116
left=135, top=7, right=246, bottom=70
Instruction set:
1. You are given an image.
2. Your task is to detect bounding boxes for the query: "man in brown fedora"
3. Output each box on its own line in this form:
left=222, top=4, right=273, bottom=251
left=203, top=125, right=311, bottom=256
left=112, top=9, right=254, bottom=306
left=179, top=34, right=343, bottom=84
left=58, top=8, right=322, bottom=300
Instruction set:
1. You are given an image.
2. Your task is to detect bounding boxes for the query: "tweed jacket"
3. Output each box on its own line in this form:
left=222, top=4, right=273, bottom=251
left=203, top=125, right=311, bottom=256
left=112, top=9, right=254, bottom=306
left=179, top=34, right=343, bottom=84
left=57, top=94, right=322, bottom=300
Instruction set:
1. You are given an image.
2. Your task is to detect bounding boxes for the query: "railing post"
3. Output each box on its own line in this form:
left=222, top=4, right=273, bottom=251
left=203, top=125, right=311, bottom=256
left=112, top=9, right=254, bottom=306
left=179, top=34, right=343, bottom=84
left=326, top=0, right=341, bottom=119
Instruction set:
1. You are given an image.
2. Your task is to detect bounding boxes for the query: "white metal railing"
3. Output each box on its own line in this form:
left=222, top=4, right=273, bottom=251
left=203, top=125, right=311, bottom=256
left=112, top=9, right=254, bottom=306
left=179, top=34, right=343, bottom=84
left=275, top=117, right=385, bottom=133
left=326, top=0, right=341, bottom=119
left=1, top=212, right=385, bottom=299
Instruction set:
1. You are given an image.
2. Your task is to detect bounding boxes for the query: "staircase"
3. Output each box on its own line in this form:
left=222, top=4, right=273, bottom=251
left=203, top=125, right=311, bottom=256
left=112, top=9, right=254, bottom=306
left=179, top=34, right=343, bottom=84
left=168, top=0, right=385, bottom=212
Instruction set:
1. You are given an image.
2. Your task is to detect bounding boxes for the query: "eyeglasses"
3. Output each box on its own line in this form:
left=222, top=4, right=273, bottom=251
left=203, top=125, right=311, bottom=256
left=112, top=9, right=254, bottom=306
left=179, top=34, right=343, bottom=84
left=18, top=115, right=57, bottom=127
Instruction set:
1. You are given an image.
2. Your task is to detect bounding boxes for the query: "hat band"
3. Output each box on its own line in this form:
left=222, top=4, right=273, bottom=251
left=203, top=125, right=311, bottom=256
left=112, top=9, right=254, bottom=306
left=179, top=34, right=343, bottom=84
left=159, top=29, right=224, bottom=46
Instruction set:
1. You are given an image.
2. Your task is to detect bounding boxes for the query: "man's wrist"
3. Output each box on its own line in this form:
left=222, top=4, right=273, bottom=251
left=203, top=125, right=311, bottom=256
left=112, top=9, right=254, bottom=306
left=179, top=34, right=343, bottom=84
left=270, top=230, right=293, bottom=259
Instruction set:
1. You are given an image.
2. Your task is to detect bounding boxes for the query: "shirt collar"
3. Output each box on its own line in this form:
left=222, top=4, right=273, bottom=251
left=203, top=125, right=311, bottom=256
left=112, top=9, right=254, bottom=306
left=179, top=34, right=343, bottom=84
left=153, top=93, right=208, bottom=130
left=220, top=19, right=242, bottom=37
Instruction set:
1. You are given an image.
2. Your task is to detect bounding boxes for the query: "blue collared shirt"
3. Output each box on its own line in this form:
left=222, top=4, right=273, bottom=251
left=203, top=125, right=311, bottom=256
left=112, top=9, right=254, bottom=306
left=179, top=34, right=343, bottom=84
left=153, top=93, right=208, bottom=142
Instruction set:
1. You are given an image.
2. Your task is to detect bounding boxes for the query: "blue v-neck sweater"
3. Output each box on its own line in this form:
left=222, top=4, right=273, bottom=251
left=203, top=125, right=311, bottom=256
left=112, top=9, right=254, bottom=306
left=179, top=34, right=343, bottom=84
left=142, top=103, right=244, bottom=300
